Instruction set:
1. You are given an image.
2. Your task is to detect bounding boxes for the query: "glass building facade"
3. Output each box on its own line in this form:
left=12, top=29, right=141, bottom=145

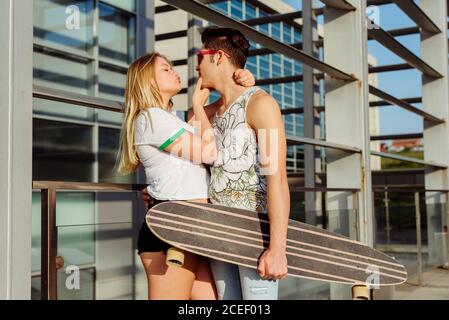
left=209, top=0, right=306, bottom=173
left=32, top=0, right=147, bottom=299
left=33, top=0, right=136, bottom=184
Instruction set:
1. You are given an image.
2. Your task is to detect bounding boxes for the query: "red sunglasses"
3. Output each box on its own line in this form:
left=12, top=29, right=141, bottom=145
left=196, top=49, right=231, bottom=65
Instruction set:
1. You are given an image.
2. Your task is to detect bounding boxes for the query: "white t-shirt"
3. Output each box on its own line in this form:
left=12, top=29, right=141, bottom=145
left=134, top=107, right=210, bottom=200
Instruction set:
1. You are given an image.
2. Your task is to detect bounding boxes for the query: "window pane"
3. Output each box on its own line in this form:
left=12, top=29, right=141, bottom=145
left=98, top=66, right=126, bottom=102
left=97, top=67, right=126, bottom=124
left=294, top=30, right=302, bottom=43
left=33, top=118, right=94, bottom=182
left=99, top=3, right=136, bottom=64
left=33, top=51, right=92, bottom=95
left=97, top=110, right=124, bottom=125
left=231, top=0, right=243, bottom=19
left=245, top=2, right=257, bottom=19
left=210, top=1, right=229, bottom=15
left=34, top=0, right=94, bottom=53
left=284, top=59, right=293, bottom=76
left=260, top=24, right=269, bottom=33
left=101, top=0, right=135, bottom=12
left=248, top=64, right=257, bottom=77
left=272, top=63, right=282, bottom=77
left=283, top=24, right=292, bottom=44
left=31, top=191, right=96, bottom=300
left=284, top=95, right=293, bottom=107
left=99, top=127, right=136, bottom=183
left=272, top=54, right=281, bottom=65
left=260, top=68, right=270, bottom=79
left=231, top=7, right=243, bottom=19
left=295, top=61, right=303, bottom=74
left=209, top=90, right=221, bottom=104
left=33, top=98, right=94, bottom=122
left=271, top=22, right=281, bottom=41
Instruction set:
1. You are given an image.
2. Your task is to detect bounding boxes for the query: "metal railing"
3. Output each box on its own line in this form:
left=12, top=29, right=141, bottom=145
left=33, top=180, right=360, bottom=300
left=372, top=185, right=449, bottom=285
left=33, top=180, right=147, bottom=300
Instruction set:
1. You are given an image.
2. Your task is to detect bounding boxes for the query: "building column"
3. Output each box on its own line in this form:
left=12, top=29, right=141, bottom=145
left=136, top=0, right=155, bottom=186
left=137, top=0, right=155, bottom=56
left=0, top=0, right=33, bottom=299
left=302, top=0, right=322, bottom=226
left=323, top=0, right=373, bottom=299
left=420, top=0, right=449, bottom=266
left=187, top=14, right=203, bottom=108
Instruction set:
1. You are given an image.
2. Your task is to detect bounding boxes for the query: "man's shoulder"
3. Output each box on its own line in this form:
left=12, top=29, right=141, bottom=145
left=248, top=90, right=279, bottom=111
left=246, top=90, right=281, bottom=128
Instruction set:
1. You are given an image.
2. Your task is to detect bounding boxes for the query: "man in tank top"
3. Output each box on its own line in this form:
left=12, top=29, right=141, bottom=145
left=195, top=27, right=290, bottom=300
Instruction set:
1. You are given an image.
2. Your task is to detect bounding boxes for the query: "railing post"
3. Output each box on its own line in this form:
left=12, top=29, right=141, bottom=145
left=372, top=191, right=376, bottom=247
left=41, top=187, right=57, bottom=300
left=415, top=191, right=423, bottom=286
left=384, top=187, right=391, bottom=246
left=352, top=190, right=360, bottom=241
left=323, top=190, right=328, bottom=230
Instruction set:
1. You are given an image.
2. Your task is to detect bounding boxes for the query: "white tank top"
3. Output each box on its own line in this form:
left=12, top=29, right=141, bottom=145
left=134, top=108, right=210, bottom=200
left=209, top=87, right=268, bottom=214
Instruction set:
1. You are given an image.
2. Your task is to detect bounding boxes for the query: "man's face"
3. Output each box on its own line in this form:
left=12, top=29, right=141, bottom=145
left=196, top=47, right=227, bottom=89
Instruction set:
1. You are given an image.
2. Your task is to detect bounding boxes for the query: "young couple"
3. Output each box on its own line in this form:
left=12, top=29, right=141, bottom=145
left=118, top=27, right=290, bottom=300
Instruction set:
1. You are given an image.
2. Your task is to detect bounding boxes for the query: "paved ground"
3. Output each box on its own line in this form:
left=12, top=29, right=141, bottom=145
left=394, top=267, right=449, bottom=300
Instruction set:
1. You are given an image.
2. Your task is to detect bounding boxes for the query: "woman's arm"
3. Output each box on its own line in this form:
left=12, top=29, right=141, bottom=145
left=191, top=78, right=213, bottom=138
left=187, top=97, right=222, bottom=125
left=162, top=78, right=216, bottom=165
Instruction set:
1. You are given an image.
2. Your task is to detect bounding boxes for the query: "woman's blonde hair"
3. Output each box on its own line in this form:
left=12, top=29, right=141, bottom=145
left=117, top=52, right=173, bottom=174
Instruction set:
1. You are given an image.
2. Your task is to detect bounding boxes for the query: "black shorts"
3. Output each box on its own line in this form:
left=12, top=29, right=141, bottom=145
left=137, top=199, right=170, bottom=254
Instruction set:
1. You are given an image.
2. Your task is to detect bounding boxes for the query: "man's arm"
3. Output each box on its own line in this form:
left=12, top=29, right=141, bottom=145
left=247, top=92, right=290, bottom=281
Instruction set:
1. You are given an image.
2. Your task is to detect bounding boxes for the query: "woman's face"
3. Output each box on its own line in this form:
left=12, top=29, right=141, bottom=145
left=153, top=56, right=181, bottom=96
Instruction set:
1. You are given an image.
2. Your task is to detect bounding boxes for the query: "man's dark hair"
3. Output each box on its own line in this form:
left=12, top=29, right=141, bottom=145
left=201, top=27, right=250, bottom=68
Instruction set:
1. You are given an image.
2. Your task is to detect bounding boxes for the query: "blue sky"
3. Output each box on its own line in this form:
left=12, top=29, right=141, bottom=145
left=283, top=0, right=424, bottom=136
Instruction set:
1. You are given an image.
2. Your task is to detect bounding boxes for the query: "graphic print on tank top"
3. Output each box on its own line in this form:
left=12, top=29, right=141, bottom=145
left=209, top=87, right=267, bottom=214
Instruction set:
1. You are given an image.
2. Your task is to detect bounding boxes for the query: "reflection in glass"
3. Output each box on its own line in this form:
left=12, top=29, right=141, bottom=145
left=99, top=127, right=135, bottom=183
left=34, top=0, right=94, bottom=52
left=33, top=118, right=94, bottom=182
left=31, top=191, right=96, bottom=299
left=101, top=0, right=136, bottom=12
left=33, top=97, right=94, bottom=121
left=98, top=66, right=126, bottom=102
left=33, top=51, right=92, bottom=95
left=99, top=3, right=136, bottom=64
left=373, top=192, right=430, bottom=279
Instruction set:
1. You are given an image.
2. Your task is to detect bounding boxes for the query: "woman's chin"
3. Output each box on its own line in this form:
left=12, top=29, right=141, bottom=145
left=169, top=86, right=182, bottom=95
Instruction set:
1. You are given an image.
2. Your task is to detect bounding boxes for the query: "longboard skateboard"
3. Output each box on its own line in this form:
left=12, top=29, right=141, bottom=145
left=146, top=201, right=407, bottom=287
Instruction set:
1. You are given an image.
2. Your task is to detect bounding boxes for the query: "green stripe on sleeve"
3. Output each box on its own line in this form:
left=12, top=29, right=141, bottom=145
left=159, top=128, right=186, bottom=151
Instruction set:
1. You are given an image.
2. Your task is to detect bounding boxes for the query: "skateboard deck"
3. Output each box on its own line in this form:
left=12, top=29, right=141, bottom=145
left=146, top=201, right=407, bottom=286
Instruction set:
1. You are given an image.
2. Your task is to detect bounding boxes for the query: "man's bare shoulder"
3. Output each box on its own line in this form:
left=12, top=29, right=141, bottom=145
left=249, top=90, right=276, bottom=104
left=247, top=90, right=281, bottom=128
left=247, top=90, right=280, bottom=114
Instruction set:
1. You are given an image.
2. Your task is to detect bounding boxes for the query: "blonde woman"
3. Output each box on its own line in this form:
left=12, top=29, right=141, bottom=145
left=118, top=52, right=255, bottom=300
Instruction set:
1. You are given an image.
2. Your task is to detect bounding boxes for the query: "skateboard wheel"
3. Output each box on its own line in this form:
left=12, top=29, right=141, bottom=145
left=352, top=285, right=370, bottom=300
left=166, top=247, right=185, bottom=267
